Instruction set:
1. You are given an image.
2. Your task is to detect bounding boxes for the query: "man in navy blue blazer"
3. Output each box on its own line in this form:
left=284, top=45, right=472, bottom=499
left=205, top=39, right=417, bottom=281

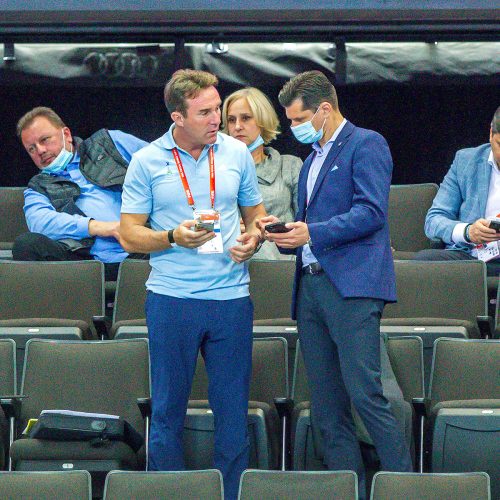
left=261, top=71, right=412, bottom=496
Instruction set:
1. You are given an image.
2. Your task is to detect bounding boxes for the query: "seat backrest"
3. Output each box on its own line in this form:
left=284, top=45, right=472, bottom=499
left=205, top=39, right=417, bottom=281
left=0, top=187, right=28, bottom=249
left=0, top=260, right=104, bottom=327
left=428, top=338, right=500, bottom=409
left=238, top=470, right=358, bottom=500
left=370, top=471, right=491, bottom=500
left=496, top=283, right=500, bottom=330
left=249, top=260, right=295, bottom=320
left=386, top=336, right=425, bottom=402
left=0, top=338, right=16, bottom=395
left=384, top=260, right=487, bottom=323
left=112, top=259, right=151, bottom=324
left=19, top=339, right=150, bottom=436
left=190, top=337, right=288, bottom=404
left=388, top=183, right=438, bottom=252
left=103, top=470, right=223, bottom=500
left=291, top=339, right=309, bottom=403
left=0, top=471, right=91, bottom=500
left=292, top=336, right=409, bottom=403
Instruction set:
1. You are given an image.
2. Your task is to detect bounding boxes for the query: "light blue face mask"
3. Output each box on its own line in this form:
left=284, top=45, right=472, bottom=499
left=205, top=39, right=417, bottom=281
left=290, top=107, right=325, bottom=144
left=42, top=131, right=73, bottom=175
left=247, top=135, right=264, bottom=153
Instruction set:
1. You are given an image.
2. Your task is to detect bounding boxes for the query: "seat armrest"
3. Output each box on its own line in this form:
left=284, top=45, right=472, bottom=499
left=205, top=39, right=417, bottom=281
left=0, top=396, right=24, bottom=420
left=273, top=397, right=294, bottom=421
left=477, top=315, right=494, bottom=339
left=92, top=315, right=111, bottom=339
left=412, top=397, right=428, bottom=419
left=137, top=397, right=152, bottom=420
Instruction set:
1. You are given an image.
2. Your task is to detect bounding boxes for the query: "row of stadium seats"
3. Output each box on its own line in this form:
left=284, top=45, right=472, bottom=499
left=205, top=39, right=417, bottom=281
left=1, top=335, right=498, bottom=497
left=0, top=468, right=492, bottom=500
left=0, top=257, right=496, bottom=388
left=0, top=182, right=440, bottom=257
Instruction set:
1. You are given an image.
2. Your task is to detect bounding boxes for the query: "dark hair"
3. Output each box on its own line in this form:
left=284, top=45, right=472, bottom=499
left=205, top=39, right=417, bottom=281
left=278, top=70, right=338, bottom=111
left=164, top=69, right=218, bottom=116
left=492, top=106, right=500, bottom=134
left=17, top=107, right=66, bottom=139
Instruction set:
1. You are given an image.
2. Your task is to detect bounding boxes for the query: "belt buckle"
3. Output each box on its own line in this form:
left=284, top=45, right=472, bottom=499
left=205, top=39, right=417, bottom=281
left=304, top=262, right=322, bottom=275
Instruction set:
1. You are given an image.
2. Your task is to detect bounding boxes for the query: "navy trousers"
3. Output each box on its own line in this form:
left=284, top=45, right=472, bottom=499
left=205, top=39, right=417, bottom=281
left=296, top=273, right=412, bottom=499
left=146, top=291, right=253, bottom=500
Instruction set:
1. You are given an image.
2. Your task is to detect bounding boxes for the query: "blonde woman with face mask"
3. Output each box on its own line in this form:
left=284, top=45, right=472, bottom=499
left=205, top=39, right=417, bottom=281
left=222, top=87, right=302, bottom=260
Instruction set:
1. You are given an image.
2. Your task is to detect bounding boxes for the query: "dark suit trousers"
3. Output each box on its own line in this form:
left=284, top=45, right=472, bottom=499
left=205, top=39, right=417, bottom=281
left=296, top=272, right=412, bottom=494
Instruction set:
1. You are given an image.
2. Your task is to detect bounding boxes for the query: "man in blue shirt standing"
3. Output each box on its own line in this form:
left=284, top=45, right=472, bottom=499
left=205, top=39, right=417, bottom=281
left=120, top=69, right=266, bottom=500
left=14, top=107, right=148, bottom=280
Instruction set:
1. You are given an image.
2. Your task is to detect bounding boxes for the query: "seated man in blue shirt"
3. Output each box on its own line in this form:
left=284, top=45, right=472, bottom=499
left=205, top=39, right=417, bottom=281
left=13, top=107, right=148, bottom=280
left=415, top=106, right=500, bottom=277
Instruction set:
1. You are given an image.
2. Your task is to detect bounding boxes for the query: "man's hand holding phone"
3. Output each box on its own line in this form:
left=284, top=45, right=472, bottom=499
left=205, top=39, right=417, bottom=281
left=259, top=215, right=310, bottom=249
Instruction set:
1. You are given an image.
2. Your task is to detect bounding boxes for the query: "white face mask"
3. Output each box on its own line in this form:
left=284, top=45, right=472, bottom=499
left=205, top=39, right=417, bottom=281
left=290, top=107, right=325, bottom=144
left=42, top=131, right=73, bottom=175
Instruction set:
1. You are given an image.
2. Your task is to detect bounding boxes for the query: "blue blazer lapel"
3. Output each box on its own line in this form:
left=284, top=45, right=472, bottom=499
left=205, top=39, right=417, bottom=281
left=296, top=153, right=314, bottom=221
left=308, top=121, right=354, bottom=206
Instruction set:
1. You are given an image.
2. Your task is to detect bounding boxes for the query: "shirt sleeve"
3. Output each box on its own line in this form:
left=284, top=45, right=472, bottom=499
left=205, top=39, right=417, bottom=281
left=121, top=155, right=153, bottom=215
left=238, top=148, right=263, bottom=207
left=108, top=130, right=148, bottom=163
left=23, top=188, right=91, bottom=239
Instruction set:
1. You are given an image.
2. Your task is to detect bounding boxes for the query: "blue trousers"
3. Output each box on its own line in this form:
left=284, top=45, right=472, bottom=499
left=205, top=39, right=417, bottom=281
left=297, top=273, right=412, bottom=499
left=146, top=291, right=253, bottom=500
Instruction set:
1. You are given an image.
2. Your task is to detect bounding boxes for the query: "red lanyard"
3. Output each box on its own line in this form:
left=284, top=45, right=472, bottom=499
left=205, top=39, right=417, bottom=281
left=172, top=146, right=215, bottom=211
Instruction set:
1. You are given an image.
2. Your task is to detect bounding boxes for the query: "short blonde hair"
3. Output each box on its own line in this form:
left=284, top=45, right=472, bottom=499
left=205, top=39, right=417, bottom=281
left=222, top=87, right=280, bottom=144
left=17, top=107, right=66, bottom=139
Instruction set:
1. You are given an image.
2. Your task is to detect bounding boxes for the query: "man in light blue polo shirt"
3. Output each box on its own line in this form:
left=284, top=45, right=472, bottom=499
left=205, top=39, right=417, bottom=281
left=120, top=69, right=266, bottom=500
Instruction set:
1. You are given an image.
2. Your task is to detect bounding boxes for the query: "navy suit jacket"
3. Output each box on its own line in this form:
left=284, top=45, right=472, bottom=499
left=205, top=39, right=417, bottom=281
left=290, top=120, right=396, bottom=318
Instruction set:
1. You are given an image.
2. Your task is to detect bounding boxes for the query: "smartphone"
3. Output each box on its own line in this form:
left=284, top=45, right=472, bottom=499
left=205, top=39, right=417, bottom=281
left=488, top=218, right=500, bottom=232
left=195, top=220, right=215, bottom=231
left=265, top=222, right=292, bottom=233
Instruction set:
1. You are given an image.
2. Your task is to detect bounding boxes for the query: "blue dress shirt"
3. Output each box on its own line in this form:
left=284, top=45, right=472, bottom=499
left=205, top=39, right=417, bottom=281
left=23, top=130, right=147, bottom=263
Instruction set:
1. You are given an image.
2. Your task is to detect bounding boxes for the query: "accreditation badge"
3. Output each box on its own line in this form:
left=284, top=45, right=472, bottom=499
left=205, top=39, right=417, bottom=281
left=194, top=209, right=223, bottom=254
left=476, top=241, right=500, bottom=262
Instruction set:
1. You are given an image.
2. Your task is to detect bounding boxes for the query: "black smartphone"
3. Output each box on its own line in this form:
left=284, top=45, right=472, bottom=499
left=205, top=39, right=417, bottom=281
left=488, top=218, right=500, bottom=232
left=265, top=222, right=292, bottom=233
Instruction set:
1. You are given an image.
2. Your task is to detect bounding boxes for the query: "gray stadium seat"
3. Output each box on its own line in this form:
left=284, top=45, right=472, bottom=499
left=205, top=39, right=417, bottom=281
left=370, top=471, right=490, bottom=500
left=0, top=339, right=16, bottom=470
left=0, top=187, right=28, bottom=259
left=0, top=260, right=104, bottom=335
left=103, top=470, right=223, bottom=500
left=385, top=261, right=488, bottom=336
left=238, top=469, right=358, bottom=500
left=4, top=339, right=150, bottom=496
left=0, top=470, right=92, bottom=500
left=248, top=260, right=295, bottom=321
left=111, top=259, right=150, bottom=328
left=425, top=338, right=500, bottom=498
left=388, top=183, right=438, bottom=254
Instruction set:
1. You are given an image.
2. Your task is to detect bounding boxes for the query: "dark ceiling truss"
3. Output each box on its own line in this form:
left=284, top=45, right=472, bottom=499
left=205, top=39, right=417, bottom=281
left=0, top=9, right=499, bottom=44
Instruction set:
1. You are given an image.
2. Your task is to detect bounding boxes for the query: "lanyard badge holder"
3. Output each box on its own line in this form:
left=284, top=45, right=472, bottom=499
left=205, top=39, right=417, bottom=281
left=172, top=147, right=223, bottom=254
